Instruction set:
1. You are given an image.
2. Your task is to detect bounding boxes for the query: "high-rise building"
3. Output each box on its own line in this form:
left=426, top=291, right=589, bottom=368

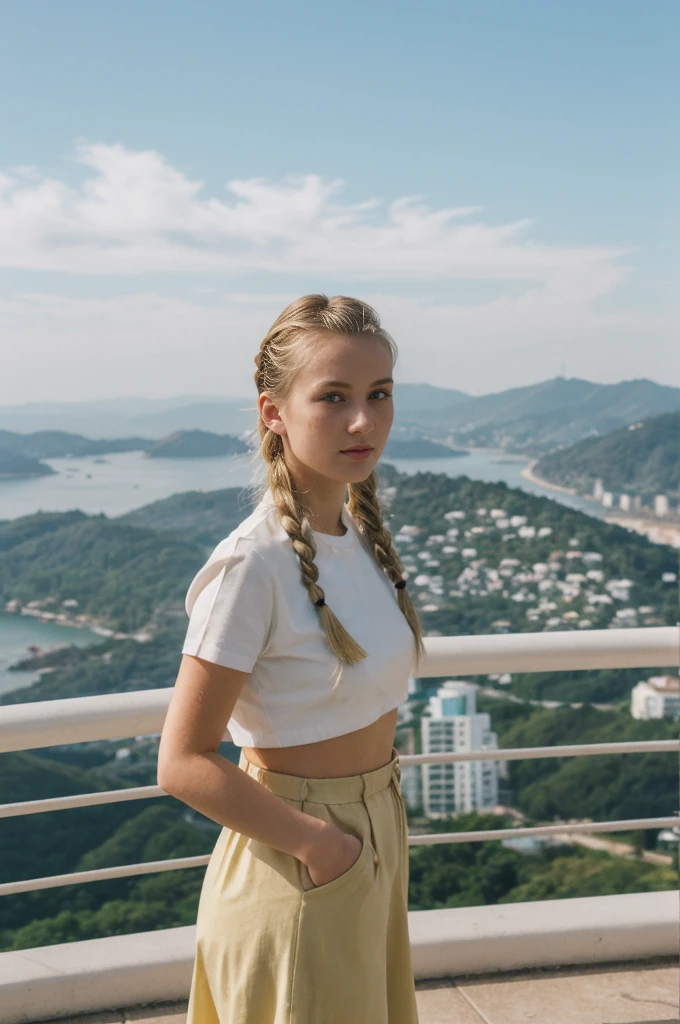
left=654, top=494, right=670, bottom=517
left=421, top=681, right=499, bottom=818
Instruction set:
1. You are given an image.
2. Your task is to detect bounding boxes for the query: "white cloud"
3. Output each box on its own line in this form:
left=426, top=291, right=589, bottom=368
left=0, top=140, right=633, bottom=304
left=1, top=140, right=678, bottom=402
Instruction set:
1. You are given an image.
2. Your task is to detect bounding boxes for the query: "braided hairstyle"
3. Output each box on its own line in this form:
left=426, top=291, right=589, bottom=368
left=250, top=293, right=425, bottom=691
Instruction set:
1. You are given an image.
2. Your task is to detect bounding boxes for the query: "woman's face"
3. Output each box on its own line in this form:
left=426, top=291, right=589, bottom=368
left=260, top=332, right=394, bottom=489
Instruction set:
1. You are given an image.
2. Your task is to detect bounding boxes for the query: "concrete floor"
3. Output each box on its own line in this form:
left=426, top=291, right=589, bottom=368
left=25, top=956, right=680, bottom=1024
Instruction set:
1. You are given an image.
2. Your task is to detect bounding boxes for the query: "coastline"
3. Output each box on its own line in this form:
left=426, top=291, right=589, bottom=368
left=4, top=604, right=152, bottom=643
left=601, top=514, right=680, bottom=549
left=518, top=462, right=680, bottom=548
left=519, top=459, right=578, bottom=496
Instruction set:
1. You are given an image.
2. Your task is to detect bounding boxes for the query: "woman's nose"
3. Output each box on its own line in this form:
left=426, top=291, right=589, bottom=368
left=349, top=404, right=374, bottom=429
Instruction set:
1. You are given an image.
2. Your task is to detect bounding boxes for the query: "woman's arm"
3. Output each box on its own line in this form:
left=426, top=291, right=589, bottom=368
left=157, top=654, right=358, bottom=881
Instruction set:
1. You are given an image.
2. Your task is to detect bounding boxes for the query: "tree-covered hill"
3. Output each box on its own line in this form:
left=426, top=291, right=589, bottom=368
left=532, top=410, right=680, bottom=501
left=0, top=447, right=54, bottom=479
left=404, top=377, right=680, bottom=455
left=113, top=485, right=257, bottom=547
left=0, top=513, right=205, bottom=635
left=480, top=701, right=678, bottom=825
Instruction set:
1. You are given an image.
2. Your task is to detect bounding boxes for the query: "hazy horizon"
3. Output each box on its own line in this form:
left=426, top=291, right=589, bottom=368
left=1, top=372, right=678, bottom=417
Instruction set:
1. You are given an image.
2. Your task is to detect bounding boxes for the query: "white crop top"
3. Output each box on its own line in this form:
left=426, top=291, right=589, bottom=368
left=181, top=488, right=417, bottom=747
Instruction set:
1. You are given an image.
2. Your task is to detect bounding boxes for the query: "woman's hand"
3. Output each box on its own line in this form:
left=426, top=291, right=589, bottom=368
left=303, top=828, right=363, bottom=888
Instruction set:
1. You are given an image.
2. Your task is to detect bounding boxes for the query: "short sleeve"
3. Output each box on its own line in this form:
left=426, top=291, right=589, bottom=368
left=181, top=537, right=274, bottom=673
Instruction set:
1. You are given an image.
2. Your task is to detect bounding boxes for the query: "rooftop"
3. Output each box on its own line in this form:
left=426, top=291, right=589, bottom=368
left=20, top=957, right=680, bottom=1024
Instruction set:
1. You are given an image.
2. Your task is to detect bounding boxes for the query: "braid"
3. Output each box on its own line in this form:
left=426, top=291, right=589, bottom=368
left=267, top=450, right=368, bottom=691
left=348, top=470, right=426, bottom=667
left=250, top=293, right=425, bottom=689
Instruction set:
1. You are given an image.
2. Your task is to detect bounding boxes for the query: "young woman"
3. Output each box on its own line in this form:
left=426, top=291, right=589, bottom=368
left=158, top=293, right=426, bottom=1023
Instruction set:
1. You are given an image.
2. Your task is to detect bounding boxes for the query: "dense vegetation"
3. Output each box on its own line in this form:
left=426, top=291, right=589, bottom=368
left=534, top=410, right=680, bottom=501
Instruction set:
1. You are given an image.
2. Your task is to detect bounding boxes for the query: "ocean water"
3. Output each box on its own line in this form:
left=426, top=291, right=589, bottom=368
left=0, top=611, right=101, bottom=696
left=0, top=448, right=602, bottom=522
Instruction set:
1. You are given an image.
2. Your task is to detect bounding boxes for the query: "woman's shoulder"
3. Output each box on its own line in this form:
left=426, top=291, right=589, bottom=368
left=198, top=493, right=287, bottom=570
left=184, top=497, right=284, bottom=617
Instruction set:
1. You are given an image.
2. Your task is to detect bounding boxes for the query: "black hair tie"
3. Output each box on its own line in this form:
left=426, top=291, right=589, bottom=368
left=395, top=579, right=407, bottom=589
left=315, top=596, right=326, bottom=607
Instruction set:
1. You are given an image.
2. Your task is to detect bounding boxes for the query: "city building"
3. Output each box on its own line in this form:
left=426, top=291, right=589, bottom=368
left=654, top=494, right=670, bottom=517
left=630, top=674, right=680, bottom=720
left=421, top=681, right=499, bottom=818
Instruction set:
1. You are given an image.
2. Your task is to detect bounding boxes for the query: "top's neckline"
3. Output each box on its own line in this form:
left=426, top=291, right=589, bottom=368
left=310, top=502, right=356, bottom=549
left=260, top=489, right=357, bottom=551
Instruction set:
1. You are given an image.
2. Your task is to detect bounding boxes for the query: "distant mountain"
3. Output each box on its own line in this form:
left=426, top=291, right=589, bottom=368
left=403, top=376, right=599, bottom=430
left=0, top=383, right=472, bottom=440
left=146, top=429, right=248, bottom=458
left=3, top=378, right=679, bottom=458
left=387, top=382, right=471, bottom=413
left=408, top=377, right=680, bottom=455
left=0, top=428, right=249, bottom=478
left=0, top=395, right=242, bottom=437
left=0, top=429, right=149, bottom=459
left=0, top=447, right=55, bottom=480
left=533, top=410, right=680, bottom=501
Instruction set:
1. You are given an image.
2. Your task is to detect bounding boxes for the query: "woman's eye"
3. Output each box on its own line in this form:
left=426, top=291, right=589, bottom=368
left=321, top=390, right=392, bottom=402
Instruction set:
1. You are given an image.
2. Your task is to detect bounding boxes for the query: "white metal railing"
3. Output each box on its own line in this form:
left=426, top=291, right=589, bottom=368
left=1, top=626, right=678, bottom=898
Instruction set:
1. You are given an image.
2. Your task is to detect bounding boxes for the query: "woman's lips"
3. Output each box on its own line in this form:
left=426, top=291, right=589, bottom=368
left=340, top=447, right=374, bottom=461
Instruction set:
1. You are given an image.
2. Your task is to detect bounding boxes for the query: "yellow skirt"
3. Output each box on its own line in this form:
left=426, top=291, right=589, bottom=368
left=186, top=745, right=419, bottom=1024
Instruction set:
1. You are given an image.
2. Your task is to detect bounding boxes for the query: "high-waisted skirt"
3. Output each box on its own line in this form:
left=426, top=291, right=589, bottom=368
left=185, top=744, right=420, bottom=1024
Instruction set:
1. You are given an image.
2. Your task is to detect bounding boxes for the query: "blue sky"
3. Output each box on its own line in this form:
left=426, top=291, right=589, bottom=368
left=1, top=0, right=678, bottom=404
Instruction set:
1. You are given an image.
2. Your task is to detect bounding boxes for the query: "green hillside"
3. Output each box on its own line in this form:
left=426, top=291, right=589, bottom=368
left=421, top=377, right=680, bottom=455
left=534, top=410, right=680, bottom=500
left=0, top=513, right=203, bottom=635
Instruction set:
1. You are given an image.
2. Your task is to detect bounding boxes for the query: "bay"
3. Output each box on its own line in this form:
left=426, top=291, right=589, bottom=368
left=0, top=611, right=102, bottom=696
left=0, top=448, right=604, bottom=521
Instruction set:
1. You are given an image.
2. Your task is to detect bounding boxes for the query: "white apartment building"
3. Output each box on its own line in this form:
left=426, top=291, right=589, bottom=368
left=631, top=675, right=680, bottom=720
left=654, top=494, right=670, bottom=517
left=421, top=681, right=499, bottom=818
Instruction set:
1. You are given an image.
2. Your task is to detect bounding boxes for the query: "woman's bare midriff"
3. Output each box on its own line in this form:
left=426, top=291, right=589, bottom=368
left=242, top=706, right=399, bottom=779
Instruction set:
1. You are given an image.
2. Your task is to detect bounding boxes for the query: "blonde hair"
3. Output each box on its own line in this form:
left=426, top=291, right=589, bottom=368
left=249, top=293, right=425, bottom=690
